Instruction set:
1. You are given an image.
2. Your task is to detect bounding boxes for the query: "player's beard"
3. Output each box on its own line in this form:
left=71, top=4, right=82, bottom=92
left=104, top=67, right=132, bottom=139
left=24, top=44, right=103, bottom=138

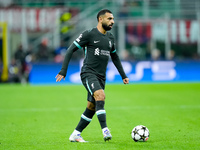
left=102, top=22, right=113, bottom=31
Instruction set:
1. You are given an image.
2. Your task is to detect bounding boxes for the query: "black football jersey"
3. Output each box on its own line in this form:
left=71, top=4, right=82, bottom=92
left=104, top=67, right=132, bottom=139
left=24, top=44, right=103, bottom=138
left=74, top=28, right=116, bottom=79
left=59, top=27, right=127, bottom=80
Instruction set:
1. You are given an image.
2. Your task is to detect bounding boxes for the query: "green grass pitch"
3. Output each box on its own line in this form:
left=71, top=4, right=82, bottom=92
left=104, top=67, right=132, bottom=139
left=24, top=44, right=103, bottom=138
left=0, top=83, right=200, bottom=150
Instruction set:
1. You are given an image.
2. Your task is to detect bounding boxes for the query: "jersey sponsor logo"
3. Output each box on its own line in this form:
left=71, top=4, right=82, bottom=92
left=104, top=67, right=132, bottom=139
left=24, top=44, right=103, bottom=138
left=94, top=40, right=100, bottom=43
left=101, top=50, right=110, bottom=56
left=94, top=48, right=100, bottom=55
left=94, top=48, right=110, bottom=56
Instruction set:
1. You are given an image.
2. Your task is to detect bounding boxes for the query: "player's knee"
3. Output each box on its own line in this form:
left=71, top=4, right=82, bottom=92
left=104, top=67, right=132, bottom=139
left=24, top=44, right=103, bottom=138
left=87, top=102, right=95, bottom=111
left=93, top=90, right=105, bottom=101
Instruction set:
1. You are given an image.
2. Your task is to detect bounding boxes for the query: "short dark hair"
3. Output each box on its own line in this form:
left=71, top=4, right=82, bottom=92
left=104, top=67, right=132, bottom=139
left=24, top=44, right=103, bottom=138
left=97, top=9, right=112, bottom=21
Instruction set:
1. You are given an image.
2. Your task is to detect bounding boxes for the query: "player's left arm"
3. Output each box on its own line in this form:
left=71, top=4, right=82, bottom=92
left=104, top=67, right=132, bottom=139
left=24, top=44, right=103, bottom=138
left=110, top=50, right=129, bottom=84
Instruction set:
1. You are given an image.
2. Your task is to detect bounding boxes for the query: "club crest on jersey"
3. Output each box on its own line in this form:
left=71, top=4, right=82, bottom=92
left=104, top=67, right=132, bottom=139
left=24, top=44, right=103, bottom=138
left=109, top=41, right=112, bottom=48
left=94, top=48, right=100, bottom=55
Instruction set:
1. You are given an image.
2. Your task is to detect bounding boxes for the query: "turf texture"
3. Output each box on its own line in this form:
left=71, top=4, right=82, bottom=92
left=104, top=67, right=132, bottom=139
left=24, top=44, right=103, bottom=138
left=0, top=83, right=200, bottom=150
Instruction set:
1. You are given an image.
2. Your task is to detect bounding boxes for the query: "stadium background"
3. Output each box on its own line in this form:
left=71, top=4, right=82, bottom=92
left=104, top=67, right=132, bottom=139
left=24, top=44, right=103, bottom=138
left=0, top=0, right=200, bottom=84
left=1, top=1, right=200, bottom=150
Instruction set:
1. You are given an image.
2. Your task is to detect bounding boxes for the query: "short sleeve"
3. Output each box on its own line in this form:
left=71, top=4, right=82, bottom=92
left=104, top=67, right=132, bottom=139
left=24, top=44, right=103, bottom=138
left=73, top=30, right=90, bottom=49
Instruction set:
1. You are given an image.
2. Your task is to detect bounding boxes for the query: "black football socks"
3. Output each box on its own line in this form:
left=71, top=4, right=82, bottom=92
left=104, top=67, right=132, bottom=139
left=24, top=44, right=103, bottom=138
left=75, top=108, right=95, bottom=132
left=96, top=101, right=107, bottom=129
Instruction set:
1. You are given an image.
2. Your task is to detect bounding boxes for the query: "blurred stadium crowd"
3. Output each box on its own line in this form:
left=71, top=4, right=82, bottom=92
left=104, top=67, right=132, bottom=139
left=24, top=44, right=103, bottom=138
left=0, top=0, right=200, bottom=83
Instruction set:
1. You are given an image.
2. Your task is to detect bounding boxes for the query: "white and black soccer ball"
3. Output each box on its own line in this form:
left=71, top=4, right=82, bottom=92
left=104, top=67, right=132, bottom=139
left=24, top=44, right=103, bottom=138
left=131, top=125, right=149, bottom=142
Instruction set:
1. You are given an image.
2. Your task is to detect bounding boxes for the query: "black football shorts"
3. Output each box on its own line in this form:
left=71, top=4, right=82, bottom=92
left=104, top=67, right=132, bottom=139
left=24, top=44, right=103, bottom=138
left=81, top=73, right=105, bottom=103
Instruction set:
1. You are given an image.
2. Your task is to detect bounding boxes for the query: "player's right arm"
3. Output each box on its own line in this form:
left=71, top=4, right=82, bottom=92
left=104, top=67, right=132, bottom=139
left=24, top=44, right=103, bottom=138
left=56, top=43, right=78, bottom=82
left=56, top=30, right=90, bottom=82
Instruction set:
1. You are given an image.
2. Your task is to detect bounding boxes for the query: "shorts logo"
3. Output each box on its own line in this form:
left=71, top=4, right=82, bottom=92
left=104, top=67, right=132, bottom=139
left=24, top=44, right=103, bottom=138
left=94, top=48, right=100, bottom=55
left=91, top=83, right=94, bottom=89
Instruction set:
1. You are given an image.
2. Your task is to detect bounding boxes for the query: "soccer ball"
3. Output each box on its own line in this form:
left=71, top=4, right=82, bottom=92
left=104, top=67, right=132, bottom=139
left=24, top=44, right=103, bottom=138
left=131, top=125, right=149, bottom=142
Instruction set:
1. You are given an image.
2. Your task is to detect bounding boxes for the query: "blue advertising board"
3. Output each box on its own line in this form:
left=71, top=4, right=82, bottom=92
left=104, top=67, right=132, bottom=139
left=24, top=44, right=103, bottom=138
left=29, top=60, right=200, bottom=84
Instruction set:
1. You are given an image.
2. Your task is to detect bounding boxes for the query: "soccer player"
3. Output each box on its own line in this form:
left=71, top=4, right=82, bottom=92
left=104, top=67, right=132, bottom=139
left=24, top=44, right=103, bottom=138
left=56, top=9, right=129, bottom=142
